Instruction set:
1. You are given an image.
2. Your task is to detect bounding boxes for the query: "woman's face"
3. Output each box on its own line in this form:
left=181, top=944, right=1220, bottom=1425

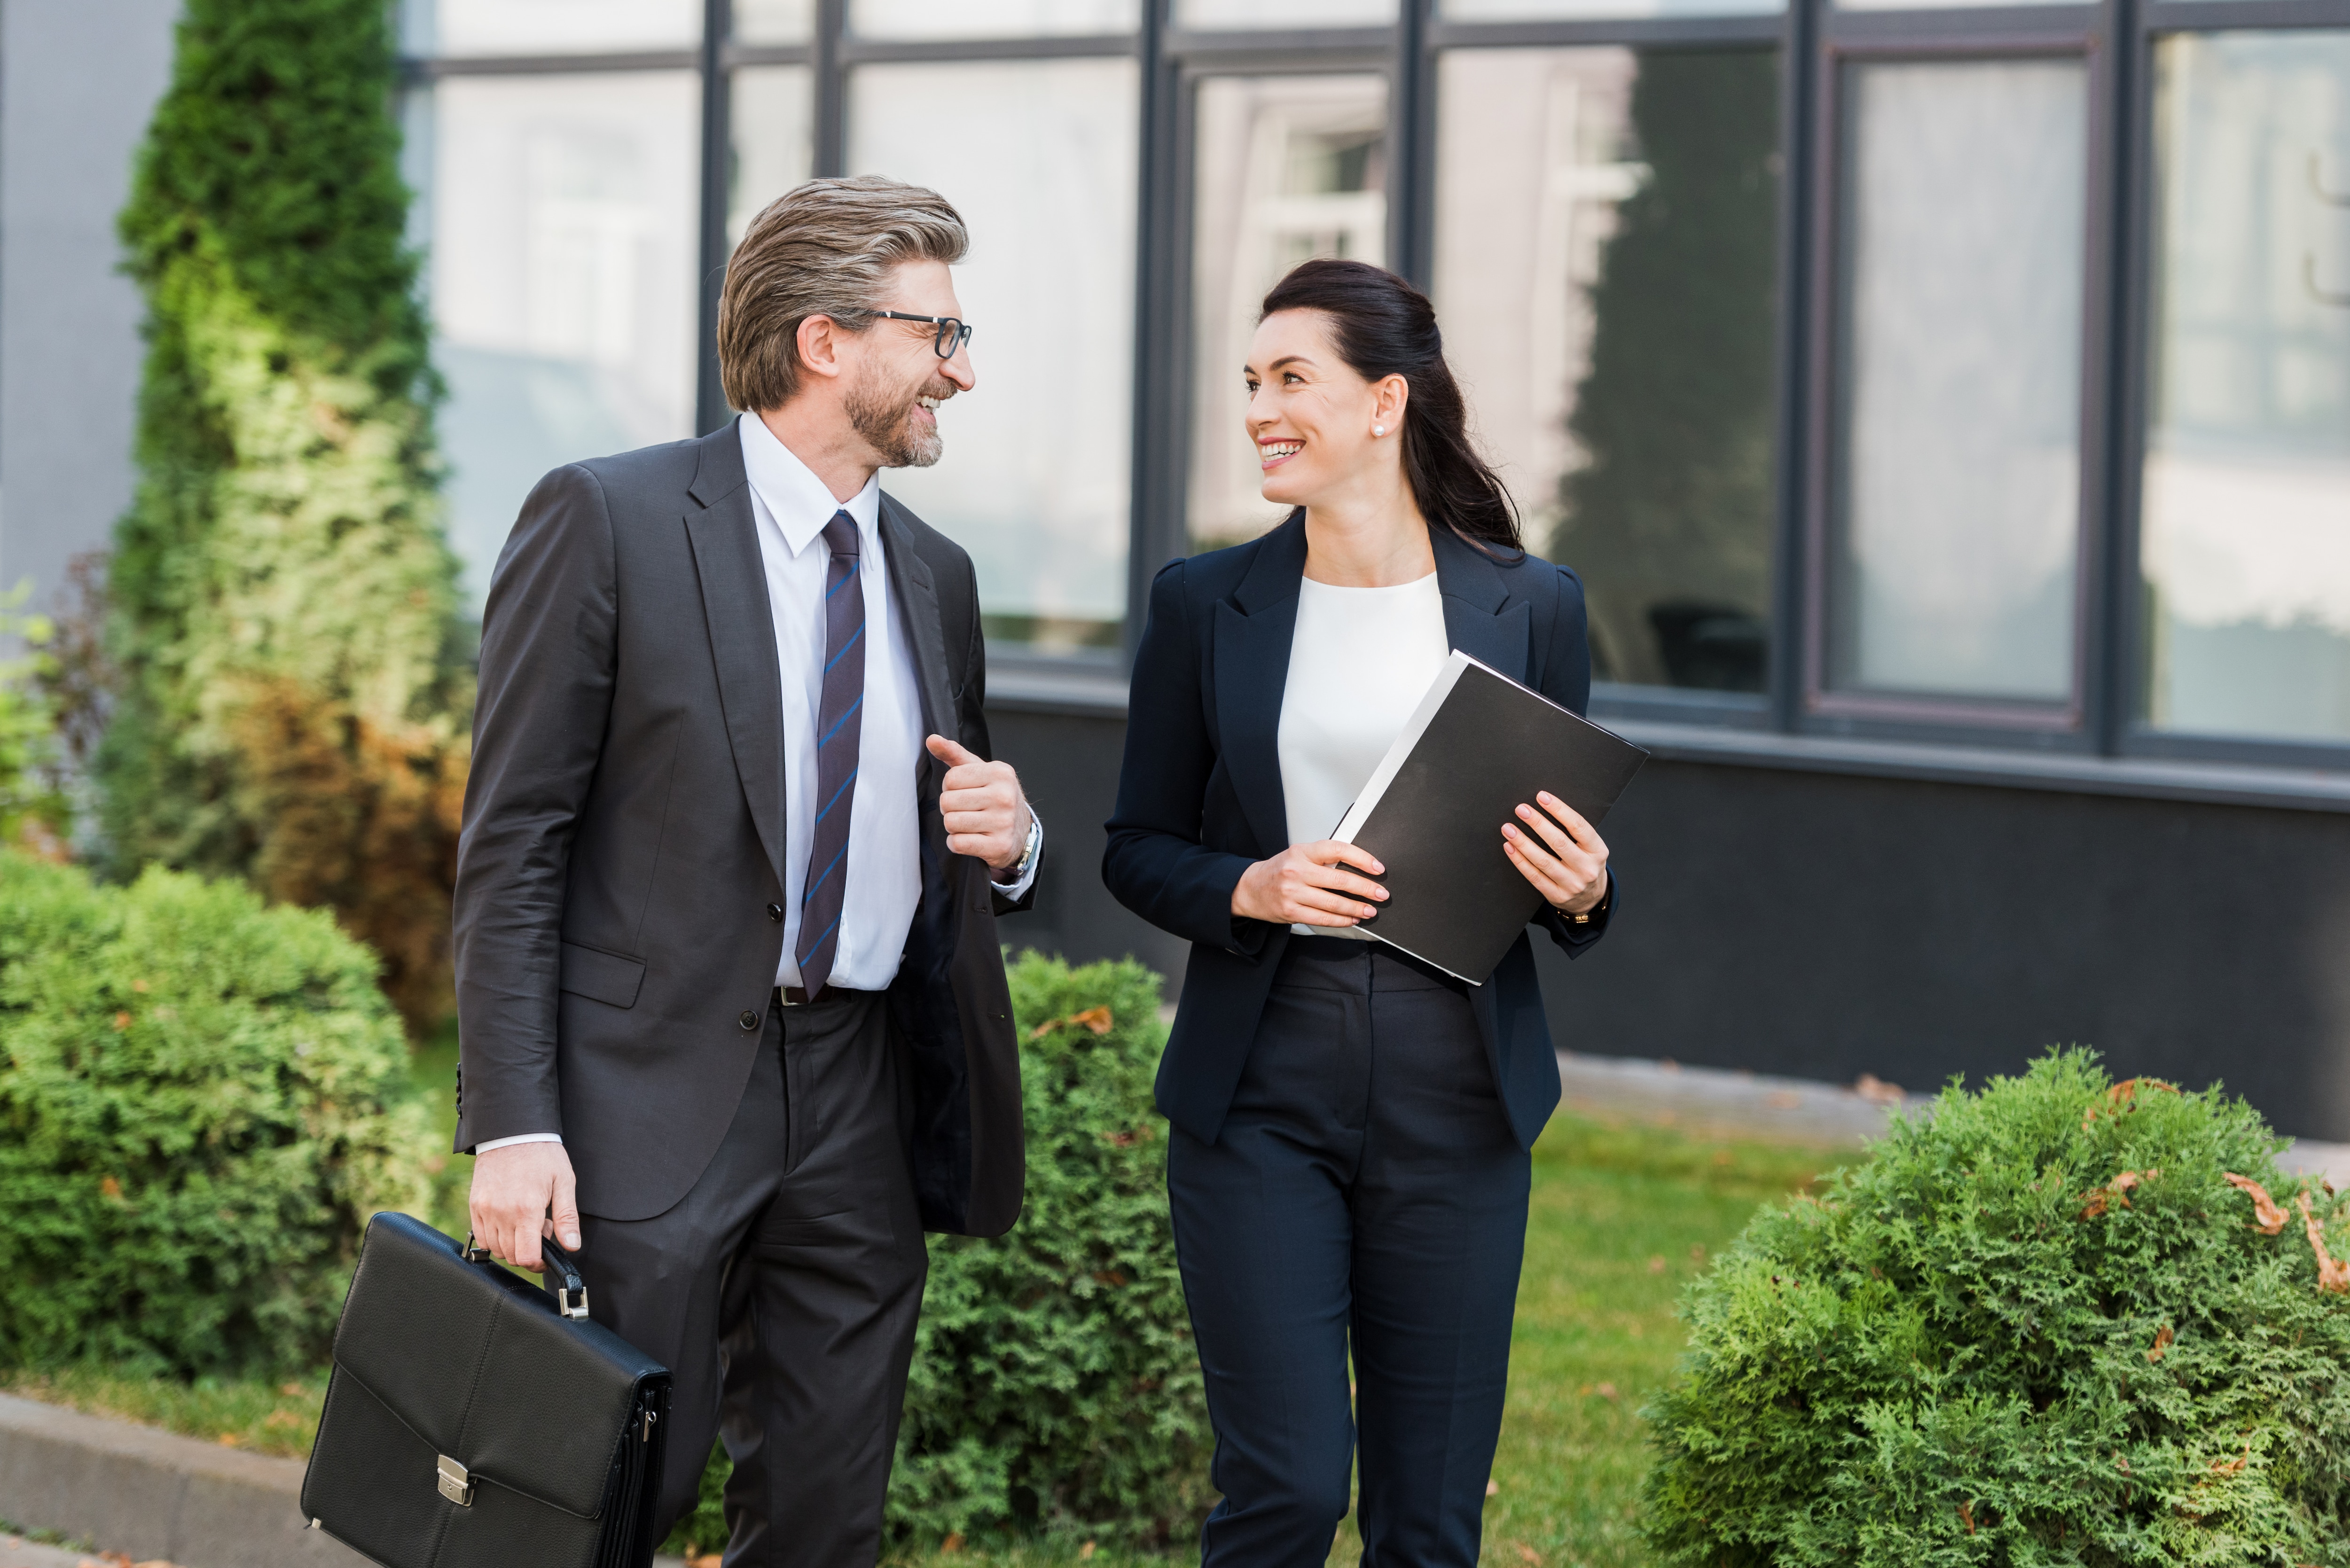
left=1244, top=309, right=1388, bottom=509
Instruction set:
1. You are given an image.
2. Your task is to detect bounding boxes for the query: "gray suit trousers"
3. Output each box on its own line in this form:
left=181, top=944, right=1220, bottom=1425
left=572, top=989, right=928, bottom=1566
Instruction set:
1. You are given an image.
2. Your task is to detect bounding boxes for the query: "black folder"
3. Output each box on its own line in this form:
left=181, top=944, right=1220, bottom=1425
left=1330, top=652, right=1648, bottom=984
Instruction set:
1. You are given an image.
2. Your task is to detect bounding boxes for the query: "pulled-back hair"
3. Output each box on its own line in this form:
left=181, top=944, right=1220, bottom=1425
left=1259, top=258, right=1521, bottom=554
left=719, top=174, right=969, bottom=412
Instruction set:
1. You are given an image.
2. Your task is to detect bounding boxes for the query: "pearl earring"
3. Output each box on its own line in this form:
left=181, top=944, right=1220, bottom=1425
left=1372, top=424, right=1386, bottom=437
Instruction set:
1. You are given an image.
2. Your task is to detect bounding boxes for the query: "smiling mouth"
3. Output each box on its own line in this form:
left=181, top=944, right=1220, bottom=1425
left=1259, top=439, right=1301, bottom=469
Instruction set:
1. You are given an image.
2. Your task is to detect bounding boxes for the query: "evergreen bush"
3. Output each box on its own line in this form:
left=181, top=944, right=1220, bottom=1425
left=1644, top=1049, right=2350, bottom=1565
left=104, top=0, right=468, bottom=1030
left=0, top=850, right=430, bottom=1376
left=666, top=952, right=1212, bottom=1554
left=0, top=588, right=69, bottom=852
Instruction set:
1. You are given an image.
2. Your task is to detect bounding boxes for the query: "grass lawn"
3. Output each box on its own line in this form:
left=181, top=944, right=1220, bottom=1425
left=8, top=1033, right=1842, bottom=1567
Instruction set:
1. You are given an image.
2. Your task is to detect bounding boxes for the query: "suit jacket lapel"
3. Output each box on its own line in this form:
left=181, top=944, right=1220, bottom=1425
left=1214, top=513, right=1308, bottom=859
left=1433, top=525, right=1531, bottom=685
left=879, top=496, right=955, bottom=802
left=683, top=428, right=787, bottom=891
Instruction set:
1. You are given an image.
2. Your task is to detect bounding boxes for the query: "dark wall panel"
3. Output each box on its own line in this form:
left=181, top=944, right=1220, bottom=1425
left=987, top=707, right=1190, bottom=988
left=1529, top=759, right=2350, bottom=1141
left=991, top=705, right=2350, bottom=1141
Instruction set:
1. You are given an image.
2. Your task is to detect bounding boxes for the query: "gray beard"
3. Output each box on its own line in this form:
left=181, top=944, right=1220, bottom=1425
left=846, top=368, right=946, bottom=468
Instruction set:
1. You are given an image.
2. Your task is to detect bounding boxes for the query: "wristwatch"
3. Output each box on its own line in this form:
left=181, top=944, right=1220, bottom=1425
left=1556, top=877, right=1610, bottom=927
left=999, top=811, right=1043, bottom=883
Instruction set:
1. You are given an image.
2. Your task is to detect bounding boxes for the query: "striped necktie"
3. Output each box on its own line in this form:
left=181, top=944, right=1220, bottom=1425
left=796, top=509, right=864, bottom=999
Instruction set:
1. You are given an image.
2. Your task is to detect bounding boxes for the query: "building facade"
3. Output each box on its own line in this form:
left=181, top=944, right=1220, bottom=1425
left=5, top=0, right=2350, bottom=1131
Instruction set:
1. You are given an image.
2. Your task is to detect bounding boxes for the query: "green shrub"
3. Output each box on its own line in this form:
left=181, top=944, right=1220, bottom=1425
left=0, top=850, right=430, bottom=1376
left=0, top=587, right=68, bottom=851
left=1643, top=1048, right=2350, bottom=1566
left=104, top=0, right=469, bottom=1032
left=666, top=952, right=1212, bottom=1554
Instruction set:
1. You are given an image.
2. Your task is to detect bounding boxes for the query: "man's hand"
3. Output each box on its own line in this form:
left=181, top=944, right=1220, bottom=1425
left=1232, top=841, right=1388, bottom=928
left=468, top=1141, right=580, bottom=1273
left=1502, top=791, right=1611, bottom=915
left=927, top=734, right=1032, bottom=872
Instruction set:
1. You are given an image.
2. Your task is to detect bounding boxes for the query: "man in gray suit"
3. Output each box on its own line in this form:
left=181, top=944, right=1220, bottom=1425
left=453, top=175, right=1039, bottom=1565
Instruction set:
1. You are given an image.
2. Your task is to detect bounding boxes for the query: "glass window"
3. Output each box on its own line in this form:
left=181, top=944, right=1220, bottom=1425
left=1175, top=0, right=1397, bottom=29
left=729, top=66, right=816, bottom=245
left=2142, top=32, right=2350, bottom=744
left=1827, top=58, right=2088, bottom=703
left=1436, top=47, right=1781, bottom=694
left=1188, top=74, right=1388, bottom=550
left=409, top=0, right=700, bottom=56
left=847, top=59, right=1141, bottom=655
left=1837, top=0, right=2078, bottom=11
left=736, top=0, right=817, bottom=42
left=425, top=73, right=703, bottom=613
left=849, top=0, right=1140, bottom=37
left=1446, top=0, right=1779, bottom=21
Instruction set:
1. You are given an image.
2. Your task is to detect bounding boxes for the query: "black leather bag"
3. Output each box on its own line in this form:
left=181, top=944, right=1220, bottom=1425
left=301, top=1212, right=672, bottom=1568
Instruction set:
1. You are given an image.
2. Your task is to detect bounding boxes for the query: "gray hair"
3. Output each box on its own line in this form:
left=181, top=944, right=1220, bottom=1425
left=717, top=174, right=970, bottom=413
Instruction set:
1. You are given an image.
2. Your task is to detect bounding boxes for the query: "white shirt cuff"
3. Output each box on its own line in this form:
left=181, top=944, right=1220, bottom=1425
left=475, top=1132, right=563, bottom=1153
left=989, top=816, right=1043, bottom=900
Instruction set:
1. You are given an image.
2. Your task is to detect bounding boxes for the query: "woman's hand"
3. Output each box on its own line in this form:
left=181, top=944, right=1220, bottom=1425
left=1232, top=841, right=1388, bottom=928
left=1502, top=791, right=1610, bottom=915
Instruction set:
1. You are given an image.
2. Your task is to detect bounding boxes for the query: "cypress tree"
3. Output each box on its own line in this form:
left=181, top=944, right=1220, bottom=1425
left=104, top=0, right=468, bottom=1030
left=1554, top=49, right=1780, bottom=691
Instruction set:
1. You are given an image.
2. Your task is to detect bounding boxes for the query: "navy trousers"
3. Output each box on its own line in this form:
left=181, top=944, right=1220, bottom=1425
left=1167, top=937, right=1533, bottom=1568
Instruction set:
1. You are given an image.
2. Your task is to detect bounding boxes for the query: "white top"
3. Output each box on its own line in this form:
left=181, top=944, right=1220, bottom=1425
left=474, top=414, right=1039, bottom=1153
left=1277, top=572, right=1450, bottom=939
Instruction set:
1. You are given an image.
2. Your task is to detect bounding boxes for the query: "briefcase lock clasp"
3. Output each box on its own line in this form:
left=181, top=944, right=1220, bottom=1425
left=556, top=1282, right=589, bottom=1320
left=436, top=1454, right=474, bottom=1507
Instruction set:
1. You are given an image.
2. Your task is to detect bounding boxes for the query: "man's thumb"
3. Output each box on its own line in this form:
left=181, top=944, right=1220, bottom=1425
left=925, top=733, right=977, bottom=767
left=552, top=1170, right=582, bottom=1251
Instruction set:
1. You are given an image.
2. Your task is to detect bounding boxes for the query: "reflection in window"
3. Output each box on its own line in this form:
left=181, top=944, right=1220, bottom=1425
left=736, top=0, right=816, bottom=42
left=425, top=74, right=702, bottom=613
left=2144, top=32, right=2350, bottom=743
left=1188, top=75, right=1387, bottom=550
left=849, top=60, right=1140, bottom=655
left=1176, top=0, right=1395, bottom=25
left=1436, top=48, right=1780, bottom=693
left=1830, top=59, right=2087, bottom=702
left=729, top=67, right=815, bottom=246
left=1444, top=0, right=1779, bottom=22
left=410, top=0, right=700, bottom=56
left=849, top=0, right=1139, bottom=37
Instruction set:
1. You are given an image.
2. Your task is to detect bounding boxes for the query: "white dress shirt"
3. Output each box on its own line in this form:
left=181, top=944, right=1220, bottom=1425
left=1277, top=572, right=1449, bottom=939
left=477, top=414, right=1038, bottom=1153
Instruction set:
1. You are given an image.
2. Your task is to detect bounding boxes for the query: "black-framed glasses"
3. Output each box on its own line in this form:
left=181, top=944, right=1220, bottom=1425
left=866, top=310, right=974, bottom=360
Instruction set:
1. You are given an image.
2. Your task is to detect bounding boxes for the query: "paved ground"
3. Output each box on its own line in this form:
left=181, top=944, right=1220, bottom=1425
left=1560, top=1049, right=2350, bottom=1188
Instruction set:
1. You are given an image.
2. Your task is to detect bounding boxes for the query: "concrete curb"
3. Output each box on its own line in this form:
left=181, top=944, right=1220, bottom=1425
left=0, top=1534, right=95, bottom=1568
left=0, top=1396, right=689, bottom=1568
left=0, top=1395, right=360, bottom=1568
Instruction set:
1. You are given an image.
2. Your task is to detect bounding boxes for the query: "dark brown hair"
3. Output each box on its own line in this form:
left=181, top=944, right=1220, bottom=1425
left=1259, top=257, right=1521, bottom=553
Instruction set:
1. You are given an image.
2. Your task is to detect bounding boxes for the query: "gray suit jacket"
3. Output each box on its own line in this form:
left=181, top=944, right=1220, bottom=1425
left=452, top=424, right=1031, bottom=1237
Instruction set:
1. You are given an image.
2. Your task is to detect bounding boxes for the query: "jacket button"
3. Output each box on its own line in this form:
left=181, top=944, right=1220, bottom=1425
left=765, top=903, right=785, bottom=922
left=738, top=1010, right=760, bottom=1031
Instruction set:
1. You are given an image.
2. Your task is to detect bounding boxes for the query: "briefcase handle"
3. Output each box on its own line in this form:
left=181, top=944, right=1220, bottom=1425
left=462, top=1230, right=591, bottom=1321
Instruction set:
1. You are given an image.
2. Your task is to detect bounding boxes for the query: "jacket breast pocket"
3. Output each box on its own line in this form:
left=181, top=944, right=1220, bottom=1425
left=558, top=941, right=646, bottom=1010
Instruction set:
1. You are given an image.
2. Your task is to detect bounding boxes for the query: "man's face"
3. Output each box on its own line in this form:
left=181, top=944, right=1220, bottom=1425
left=844, top=258, right=975, bottom=470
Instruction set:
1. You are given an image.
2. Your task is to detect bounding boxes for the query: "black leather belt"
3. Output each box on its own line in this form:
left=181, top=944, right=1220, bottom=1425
left=776, top=985, right=811, bottom=1006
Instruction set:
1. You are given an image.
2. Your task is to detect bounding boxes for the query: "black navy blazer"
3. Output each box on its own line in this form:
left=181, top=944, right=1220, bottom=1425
left=1103, top=512, right=1616, bottom=1152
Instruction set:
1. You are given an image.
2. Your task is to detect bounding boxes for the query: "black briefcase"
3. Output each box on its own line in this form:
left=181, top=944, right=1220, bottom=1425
left=300, top=1212, right=672, bottom=1568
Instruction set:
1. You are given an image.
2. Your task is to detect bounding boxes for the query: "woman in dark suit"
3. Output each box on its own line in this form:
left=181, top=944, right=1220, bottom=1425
left=1104, top=257, right=1617, bottom=1567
